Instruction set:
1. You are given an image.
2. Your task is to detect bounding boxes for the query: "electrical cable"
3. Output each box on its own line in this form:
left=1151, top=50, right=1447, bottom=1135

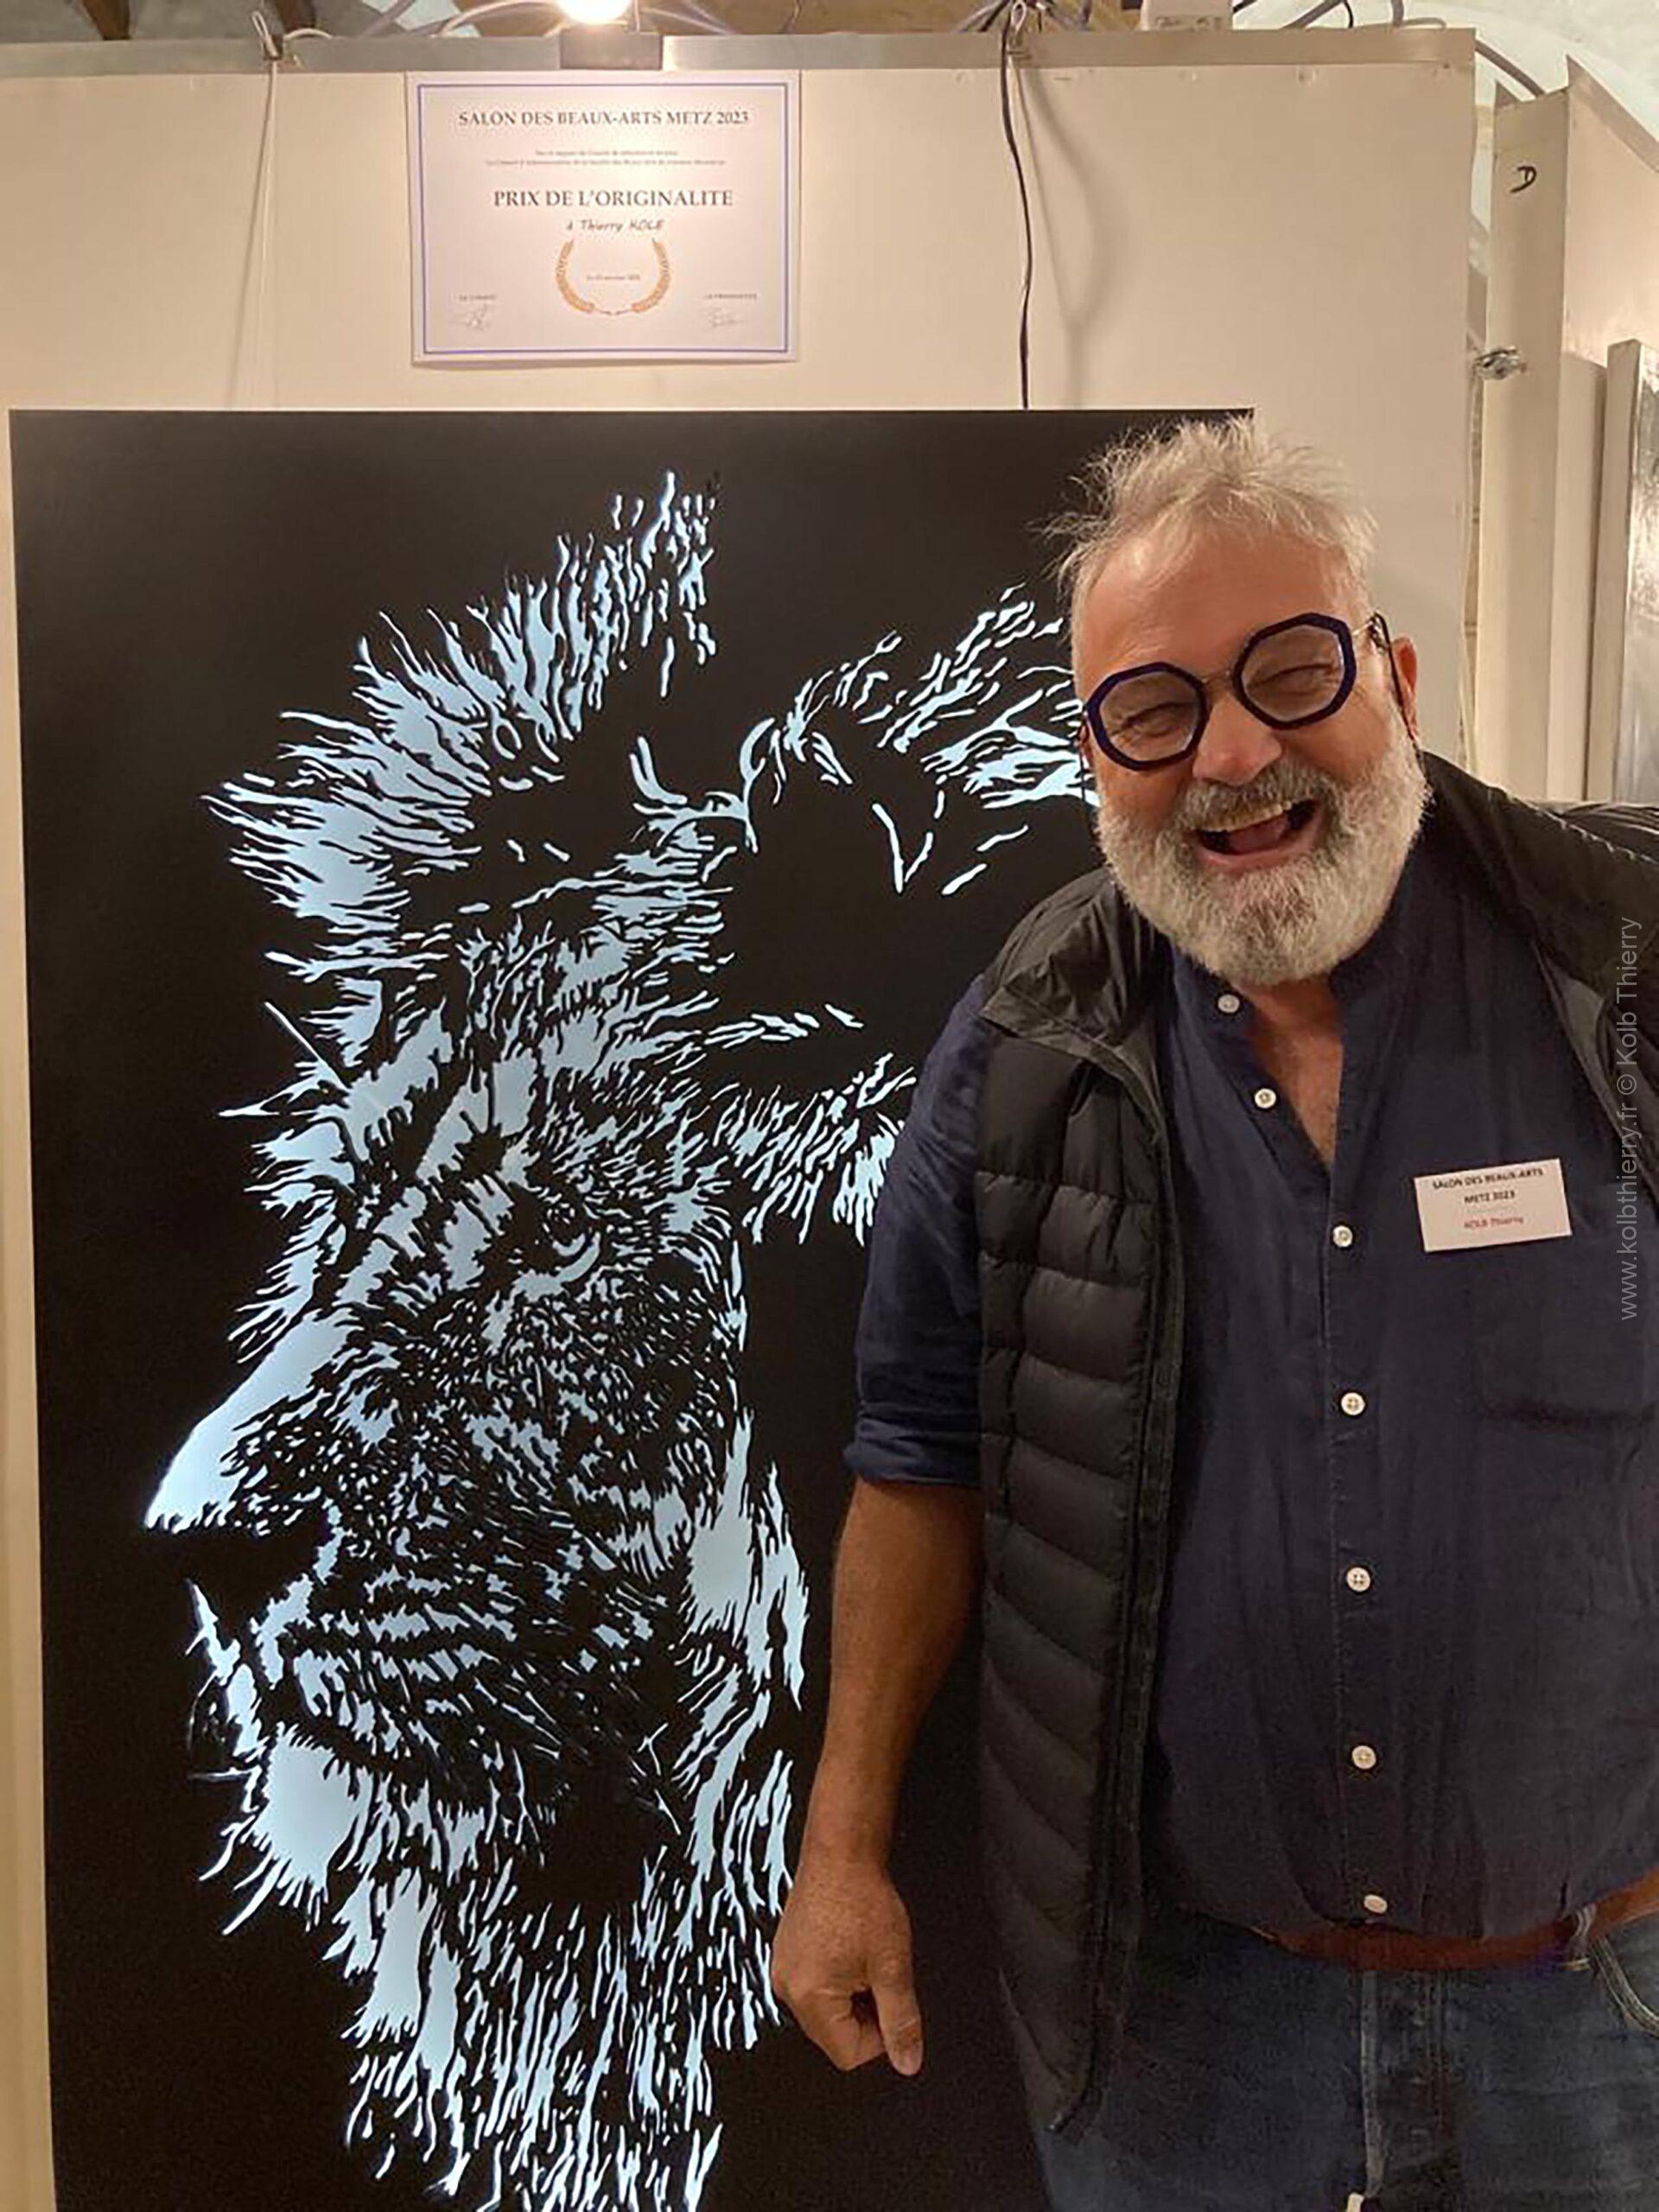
left=364, top=0, right=443, bottom=34
left=999, top=1, right=1035, bottom=410
left=421, top=0, right=560, bottom=29
left=1241, top=0, right=1548, bottom=100
left=652, top=0, right=737, bottom=29
left=232, top=49, right=281, bottom=408
left=1474, top=40, right=1547, bottom=98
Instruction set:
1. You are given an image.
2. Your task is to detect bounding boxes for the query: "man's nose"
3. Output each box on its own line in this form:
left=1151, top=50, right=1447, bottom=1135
left=1190, top=691, right=1284, bottom=786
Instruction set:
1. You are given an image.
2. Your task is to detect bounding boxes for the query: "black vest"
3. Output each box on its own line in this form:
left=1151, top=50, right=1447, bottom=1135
left=971, top=753, right=1659, bottom=2139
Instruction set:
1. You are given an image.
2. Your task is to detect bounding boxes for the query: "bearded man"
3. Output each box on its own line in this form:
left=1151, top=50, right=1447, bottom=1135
left=772, top=416, right=1659, bottom=2210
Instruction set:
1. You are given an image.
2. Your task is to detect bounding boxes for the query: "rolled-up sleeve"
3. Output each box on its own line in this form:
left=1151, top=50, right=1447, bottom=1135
left=845, top=976, right=991, bottom=1488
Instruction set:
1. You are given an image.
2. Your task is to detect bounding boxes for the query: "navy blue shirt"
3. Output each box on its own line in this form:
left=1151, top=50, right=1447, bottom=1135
left=848, top=824, right=1658, bottom=1938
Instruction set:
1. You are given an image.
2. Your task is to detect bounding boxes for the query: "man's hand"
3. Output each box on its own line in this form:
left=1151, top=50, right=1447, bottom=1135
left=771, top=1478, right=979, bottom=2082
left=771, top=1851, right=925, bottom=2077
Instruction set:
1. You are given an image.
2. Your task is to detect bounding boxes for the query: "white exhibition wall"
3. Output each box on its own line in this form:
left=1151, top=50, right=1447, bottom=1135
left=0, top=29, right=1473, bottom=2205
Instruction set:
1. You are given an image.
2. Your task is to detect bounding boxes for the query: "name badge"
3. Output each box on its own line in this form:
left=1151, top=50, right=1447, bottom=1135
left=1414, top=1156, right=1571, bottom=1252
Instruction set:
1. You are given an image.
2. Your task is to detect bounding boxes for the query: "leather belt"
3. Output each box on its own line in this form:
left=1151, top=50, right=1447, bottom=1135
left=1248, top=1863, right=1659, bottom=1971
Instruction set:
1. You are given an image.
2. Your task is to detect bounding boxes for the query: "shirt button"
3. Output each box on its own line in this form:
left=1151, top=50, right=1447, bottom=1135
left=1332, top=1224, right=1355, bottom=1249
left=1339, top=1390, right=1366, bottom=1416
left=1253, top=1085, right=1277, bottom=1109
left=1345, top=1565, right=1372, bottom=1592
left=1363, top=1893, right=1389, bottom=1915
left=1217, top=992, right=1242, bottom=1014
left=1351, top=1743, right=1378, bottom=1770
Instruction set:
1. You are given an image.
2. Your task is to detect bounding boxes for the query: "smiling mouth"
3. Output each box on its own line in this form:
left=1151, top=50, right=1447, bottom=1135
left=1194, top=797, right=1321, bottom=861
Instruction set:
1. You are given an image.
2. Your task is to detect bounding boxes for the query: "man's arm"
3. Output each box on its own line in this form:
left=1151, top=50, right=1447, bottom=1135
left=770, top=1473, right=982, bottom=2076
left=773, top=977, right=991, bottom=2075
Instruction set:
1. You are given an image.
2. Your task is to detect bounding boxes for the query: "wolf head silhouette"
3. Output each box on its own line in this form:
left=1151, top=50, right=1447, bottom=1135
left=146, top=476, right=1077, bottom=2211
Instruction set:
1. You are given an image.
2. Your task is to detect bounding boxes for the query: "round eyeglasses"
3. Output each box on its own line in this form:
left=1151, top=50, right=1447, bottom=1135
left=1081, top=611, right=1402, bottom=772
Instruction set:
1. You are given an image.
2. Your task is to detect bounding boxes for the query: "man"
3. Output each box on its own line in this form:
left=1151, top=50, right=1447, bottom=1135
left=771, top=416, right=1659, bottom=2209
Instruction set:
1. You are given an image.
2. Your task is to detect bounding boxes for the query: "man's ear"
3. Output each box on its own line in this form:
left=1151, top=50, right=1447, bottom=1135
left=1394, top=635, right=1421, bottom=741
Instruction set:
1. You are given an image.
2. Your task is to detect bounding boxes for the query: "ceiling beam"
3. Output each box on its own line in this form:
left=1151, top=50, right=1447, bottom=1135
left=78, top=0, right=130, bottom=33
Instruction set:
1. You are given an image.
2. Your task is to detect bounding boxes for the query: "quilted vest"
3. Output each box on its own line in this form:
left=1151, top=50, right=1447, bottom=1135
left=974, top=882, right=1182, bottom=2139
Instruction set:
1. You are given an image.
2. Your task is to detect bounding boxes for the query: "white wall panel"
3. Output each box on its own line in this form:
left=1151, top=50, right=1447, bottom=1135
left=1478, top=63, right=1659, bottom=797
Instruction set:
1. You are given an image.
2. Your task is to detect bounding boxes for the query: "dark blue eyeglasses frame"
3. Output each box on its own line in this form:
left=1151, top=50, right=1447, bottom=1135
left=1081, top=610, right=1408, bottom=772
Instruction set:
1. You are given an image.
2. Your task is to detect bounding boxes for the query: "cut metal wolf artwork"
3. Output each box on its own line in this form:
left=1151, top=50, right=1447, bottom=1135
left=143, top=475, right=1078, bottom=2212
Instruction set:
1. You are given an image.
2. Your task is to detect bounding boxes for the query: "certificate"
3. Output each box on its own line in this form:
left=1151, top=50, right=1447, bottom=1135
left=408, top=73, right=798, bottom=363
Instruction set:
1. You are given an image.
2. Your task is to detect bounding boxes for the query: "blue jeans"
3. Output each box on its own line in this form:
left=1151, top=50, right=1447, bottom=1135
left=1033, top=1890, right=1659, bottom=2209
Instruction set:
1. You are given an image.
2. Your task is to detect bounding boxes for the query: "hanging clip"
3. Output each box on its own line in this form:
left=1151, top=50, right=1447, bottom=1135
left=251, top=9, right=283, bottom=63
left=1473, top=346, right=1527, bottom=383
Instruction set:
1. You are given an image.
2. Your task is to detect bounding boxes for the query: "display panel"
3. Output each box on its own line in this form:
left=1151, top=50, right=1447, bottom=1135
left=1605, top=344, right=1659, bottom=803
left=13, top=408, right=1213, bottom=2212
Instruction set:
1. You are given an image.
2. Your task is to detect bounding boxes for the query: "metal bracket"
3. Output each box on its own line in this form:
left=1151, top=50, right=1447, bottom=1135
left=1473, top=345, right=1527, bottom=382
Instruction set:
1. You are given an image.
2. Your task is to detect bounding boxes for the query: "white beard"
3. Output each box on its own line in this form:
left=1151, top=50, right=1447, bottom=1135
left=1090, top=720, right=1431, bottom=988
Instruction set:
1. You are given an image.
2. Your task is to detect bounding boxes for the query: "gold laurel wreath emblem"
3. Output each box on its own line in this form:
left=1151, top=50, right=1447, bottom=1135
left=556, top=238, right=673, bottom=318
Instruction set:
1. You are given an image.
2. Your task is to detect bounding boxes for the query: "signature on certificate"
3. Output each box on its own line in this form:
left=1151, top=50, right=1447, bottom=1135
left=453, top=298, right=498, bottom=332
left=706, top=304, right=749, bottom=332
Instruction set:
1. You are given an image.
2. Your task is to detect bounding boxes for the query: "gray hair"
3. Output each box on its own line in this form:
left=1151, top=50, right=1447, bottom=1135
left=1049, top=416, right=1378, bottom=661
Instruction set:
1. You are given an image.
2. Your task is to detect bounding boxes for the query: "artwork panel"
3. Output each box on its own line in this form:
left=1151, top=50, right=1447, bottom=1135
left=12, top=407, right=1229, bottom=2212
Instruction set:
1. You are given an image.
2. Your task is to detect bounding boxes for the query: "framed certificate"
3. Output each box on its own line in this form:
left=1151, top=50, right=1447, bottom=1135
left=408, top=72, right=798, bottom=362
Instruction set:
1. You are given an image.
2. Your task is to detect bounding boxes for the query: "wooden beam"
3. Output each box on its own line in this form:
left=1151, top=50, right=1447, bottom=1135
left=266, top=0, right=318, bottom=26
left=78, top=0, right=130, bottom=34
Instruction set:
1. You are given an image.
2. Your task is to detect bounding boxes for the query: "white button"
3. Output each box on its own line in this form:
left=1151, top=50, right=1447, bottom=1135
left=1363, top=1893, right=1389, bottom=1915
left=1345, top=1565, right=1372, bottom=1592
left=1253, top=1086, right=1277, bottom=1109
left=1217, top=992, right=1242, bottom=1014
left=1351, top=1743, right=1378, bottom=1770
left=1332, top=1224, right=1355, bottom=1249
left=1339, top=1390, right=1366, bottom=1416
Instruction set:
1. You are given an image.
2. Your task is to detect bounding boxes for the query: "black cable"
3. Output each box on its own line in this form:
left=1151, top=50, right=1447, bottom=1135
left=1000, top=8, right=1034, bottom=410
left=1257, top=0, right=1547, bottom=99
